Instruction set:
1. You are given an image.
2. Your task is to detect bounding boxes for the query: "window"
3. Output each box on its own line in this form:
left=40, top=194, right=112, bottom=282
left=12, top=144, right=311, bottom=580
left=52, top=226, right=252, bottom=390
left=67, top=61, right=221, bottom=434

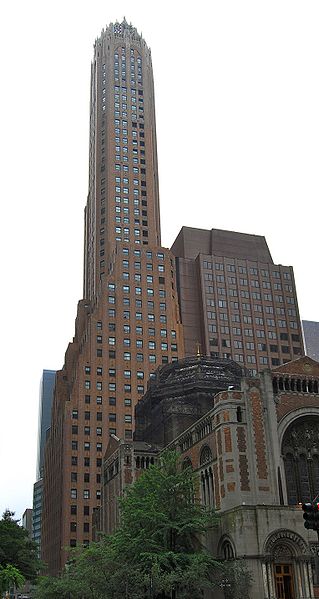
left=71, top=489, right=77, bottom=499
left=268, top=331, right=277, bottom=339
left=83, top=490, right=90, bottom=500
left=257, top=343, right=266, bottom=352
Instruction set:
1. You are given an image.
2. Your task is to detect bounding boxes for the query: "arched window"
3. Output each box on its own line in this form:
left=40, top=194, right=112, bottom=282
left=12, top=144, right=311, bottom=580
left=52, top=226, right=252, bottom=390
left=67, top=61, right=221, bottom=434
left=282, top=417, right=319, bottom=504
left=182, top=456, right=192, bottom=470
left=200, top=445, right=212, bottom=466
left=220, top=539, right=235, bottom=560
left=199, top=445, right=214, bottom=507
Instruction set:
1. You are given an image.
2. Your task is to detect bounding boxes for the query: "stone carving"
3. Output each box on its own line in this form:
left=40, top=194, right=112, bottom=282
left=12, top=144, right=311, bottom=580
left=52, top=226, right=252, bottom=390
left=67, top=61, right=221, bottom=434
left=283, top=418, right=319, bottom=453
left=273, top=543, right=293, bottom=558
left=265, top=529, right=308, bottom=556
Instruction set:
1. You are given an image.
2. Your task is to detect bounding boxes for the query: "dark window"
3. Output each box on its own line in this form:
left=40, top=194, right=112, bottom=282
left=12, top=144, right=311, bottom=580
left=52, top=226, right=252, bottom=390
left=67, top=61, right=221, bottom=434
left=283, top=417, right=319, bottom=504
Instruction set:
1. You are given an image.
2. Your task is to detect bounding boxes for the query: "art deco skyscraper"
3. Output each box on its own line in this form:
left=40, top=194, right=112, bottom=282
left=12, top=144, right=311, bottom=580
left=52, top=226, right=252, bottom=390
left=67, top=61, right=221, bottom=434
left=42, top=20, right=183, bottom=574
left=83, top=18, right=161, bottom=300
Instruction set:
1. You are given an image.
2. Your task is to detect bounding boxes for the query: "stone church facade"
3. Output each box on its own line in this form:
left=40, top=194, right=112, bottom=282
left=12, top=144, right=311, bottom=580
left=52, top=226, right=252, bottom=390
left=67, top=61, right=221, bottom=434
left=101, top=355, right=319, bottom=599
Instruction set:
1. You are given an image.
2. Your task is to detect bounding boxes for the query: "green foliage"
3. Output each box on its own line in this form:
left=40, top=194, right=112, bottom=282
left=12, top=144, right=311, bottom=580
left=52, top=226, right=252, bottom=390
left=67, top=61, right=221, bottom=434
left=0, top=510, right=41, bottom=583
left=0, top=564, right=25, bottom=594
left=222, top=559, right=253, bottom=599
left=35, top=451, right=252, bottom=599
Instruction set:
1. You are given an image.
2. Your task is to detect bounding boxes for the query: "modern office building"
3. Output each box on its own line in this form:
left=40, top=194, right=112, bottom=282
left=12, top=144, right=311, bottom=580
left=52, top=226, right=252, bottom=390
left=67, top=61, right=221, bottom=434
left=32, top=370, right=56, bottom=555
left=36, top=370, right=56, bottom=480
left=22, top=508, right=33, bottom=536
left=303, top=320, right=319, bottom=361
left=171, top=227, right=304, bottom=372
left=41, top=19, right=184, bottom=575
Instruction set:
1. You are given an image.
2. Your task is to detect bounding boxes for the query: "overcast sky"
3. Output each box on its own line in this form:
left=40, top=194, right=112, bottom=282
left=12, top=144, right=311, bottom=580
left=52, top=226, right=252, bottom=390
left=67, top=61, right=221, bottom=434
left=1, top=0, right=318, bottom=521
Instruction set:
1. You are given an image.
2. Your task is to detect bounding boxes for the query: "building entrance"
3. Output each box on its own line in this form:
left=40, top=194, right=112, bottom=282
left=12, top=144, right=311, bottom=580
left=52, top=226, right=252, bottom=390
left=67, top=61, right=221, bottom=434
left=274, top=564, right=295, bottom=599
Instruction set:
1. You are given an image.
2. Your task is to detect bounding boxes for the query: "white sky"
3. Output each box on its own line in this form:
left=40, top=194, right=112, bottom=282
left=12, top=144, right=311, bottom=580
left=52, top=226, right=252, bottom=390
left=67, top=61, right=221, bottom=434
left=0, top=0, right=318, bottom=521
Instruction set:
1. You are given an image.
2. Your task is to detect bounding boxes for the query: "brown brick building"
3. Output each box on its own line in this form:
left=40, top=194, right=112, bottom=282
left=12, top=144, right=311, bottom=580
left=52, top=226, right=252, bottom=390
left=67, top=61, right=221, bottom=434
left=41, top=20, right=184, bottom=574
left=171, top=226, right=304, bottom=372
left=42, top=18, right=308, bottom=584
left=101, top=355, right=319, bottom=599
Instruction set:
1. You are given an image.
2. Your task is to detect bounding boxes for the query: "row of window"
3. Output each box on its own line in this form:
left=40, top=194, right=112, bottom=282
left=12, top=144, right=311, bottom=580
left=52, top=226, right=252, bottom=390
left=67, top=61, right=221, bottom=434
left=206, top=299, right=296, bottom=315
left=88, top=349, right=176, bottom=363
left=208, top=312, right=297, bottom=327
left=72, top=441, right=103, bottom=451
left=84, top=380, right=146, bottom=393
left=121, top=262, right=165, bottom=272
left=72, top=435, right=135, bottom=452
left=70, top=504, right=91, bottom=515
left=71, top=472, right=100, bottom=483
left=106, top=339, right=177, bottom=350
left=95, top=325, right=175, bottom=337
left=72, top=409, right=102, bottom=419
left=71, top=456, right=101, bottom=467
left=209, top=338, right=300, bottom=354
left=72, top=425, right=104, bottom=435
left=204, top=273, right=294, bottom=294
left=207, top=312, right=297, bottom=328
left=71, top=488, right=100, bottom=500
left=203, top=261, right=291, bottom=280
left=108, top=285, right=167, bottom=295
left=70, top=522, right=90, bottom=533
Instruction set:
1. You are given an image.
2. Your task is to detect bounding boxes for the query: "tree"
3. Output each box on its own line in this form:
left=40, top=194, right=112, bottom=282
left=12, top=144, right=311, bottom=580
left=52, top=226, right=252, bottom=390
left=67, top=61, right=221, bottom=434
left=36, top=451, right=225, bottom=598
left=0, top=510, right=40, bottom=583
left=0, top=564, right=25, bottom=595
left=112, top=449, right=223, bottom=597
left=221, top=559, right=253, bottom=599
left=35, top=451, right=252, bottom=598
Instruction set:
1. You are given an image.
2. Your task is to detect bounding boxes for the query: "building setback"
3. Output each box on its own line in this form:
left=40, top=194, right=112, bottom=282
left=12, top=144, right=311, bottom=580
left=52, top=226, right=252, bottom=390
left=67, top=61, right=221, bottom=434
left=171, top=226, right=304, bottom=372
left=41, top=20, right=183, bottom=575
